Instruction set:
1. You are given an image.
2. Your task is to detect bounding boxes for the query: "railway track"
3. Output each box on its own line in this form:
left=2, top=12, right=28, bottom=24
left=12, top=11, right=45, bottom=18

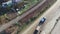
left=0, top=0, right=44, bottom=32
left=0, top=0, right=56, bottom=33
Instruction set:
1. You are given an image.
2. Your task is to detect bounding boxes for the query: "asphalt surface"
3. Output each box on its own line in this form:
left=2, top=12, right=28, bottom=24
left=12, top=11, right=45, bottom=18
left=20, top=0, right=60, bottom=34
left=40, top=0, right=60, bottom=34
left=51, top=20, right=60, bottom=34
left=40, top=11, right=60, bottom=34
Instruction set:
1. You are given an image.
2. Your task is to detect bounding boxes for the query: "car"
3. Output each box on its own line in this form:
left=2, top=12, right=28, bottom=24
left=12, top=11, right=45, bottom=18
left=38, top=17, right=46, bottom=25
left=33, top=17, right=46, bottom=34
left=33, top=26, right=40, bottom=34
left=33, top=30, right=38, bottom=34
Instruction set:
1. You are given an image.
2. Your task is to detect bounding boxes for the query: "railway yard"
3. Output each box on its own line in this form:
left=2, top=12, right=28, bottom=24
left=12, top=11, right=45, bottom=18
left=0, top=0, right=59, bottom=34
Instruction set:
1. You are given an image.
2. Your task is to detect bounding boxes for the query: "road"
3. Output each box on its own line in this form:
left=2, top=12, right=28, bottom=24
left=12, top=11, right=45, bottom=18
left=20, top=0, right=60, bottom=34
left=51, top=20, right=60, bottom=34
left=40, top=10, right=60, bottom=34
left=40, top=0, right=60, bottom=34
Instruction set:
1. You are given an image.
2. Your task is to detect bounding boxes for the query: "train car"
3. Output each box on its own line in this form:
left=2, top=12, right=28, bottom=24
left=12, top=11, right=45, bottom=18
left=2, top=0, right=25, bottom=10
left=0, top=0, right=9, bottom=4
left=0, top=0, right=25, bottom=15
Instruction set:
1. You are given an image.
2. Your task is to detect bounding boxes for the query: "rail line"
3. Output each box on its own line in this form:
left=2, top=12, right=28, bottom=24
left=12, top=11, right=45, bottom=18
left=0, top=0, right=55, bottom=33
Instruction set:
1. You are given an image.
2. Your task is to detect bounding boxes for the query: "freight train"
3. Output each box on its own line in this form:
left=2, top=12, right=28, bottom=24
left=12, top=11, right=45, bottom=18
left=0, top=0, right=25, bottom=15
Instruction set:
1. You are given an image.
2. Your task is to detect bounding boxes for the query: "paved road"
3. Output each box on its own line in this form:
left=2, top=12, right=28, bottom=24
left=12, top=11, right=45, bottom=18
left=40, top=10, right=60, bottom=34
left=51, top=20, right=60, bottom=34
left=20, top=0, right=60, bottom=34
left=40, top=0, right=60, bottom=34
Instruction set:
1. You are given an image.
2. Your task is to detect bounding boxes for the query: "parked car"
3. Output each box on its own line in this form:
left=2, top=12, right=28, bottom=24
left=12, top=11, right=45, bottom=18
left=38, top=17, right=46, bottom=25
left=33, top=26, right=40, bottom=34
